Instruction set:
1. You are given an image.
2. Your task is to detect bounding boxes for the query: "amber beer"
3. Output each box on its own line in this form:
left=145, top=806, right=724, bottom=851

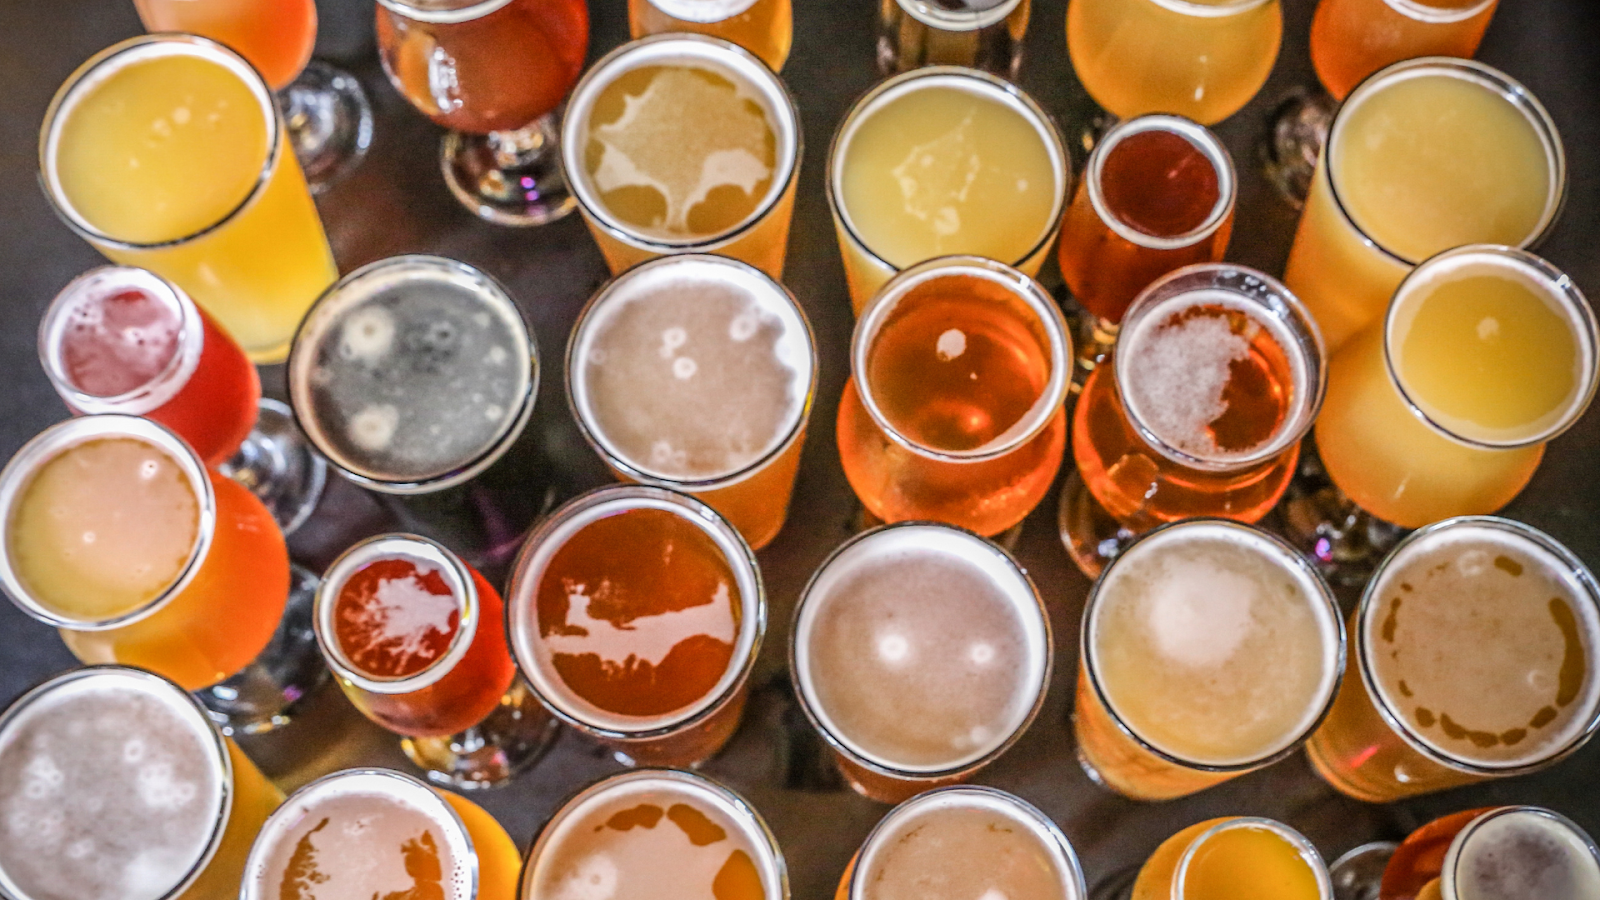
left=876, top=0, right=1031, bottom=78
left=1062, top=263, right=1325, bottom=575
left=1307, top=517, right=1600, bottom=802
left=837, top=256, right=1072, bottom=536
left=507, top=485, right=764, bottom=767
left=629, top=0, right=792, bottom=71
left=1375, top=806, right=1600, bottom=900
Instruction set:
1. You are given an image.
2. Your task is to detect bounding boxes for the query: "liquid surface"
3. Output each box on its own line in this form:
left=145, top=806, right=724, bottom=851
left=1093, top=529, right=1335, bottom=764
left=862, top=804, right=1068, bottom=900
left=0, top=679, right=223, bottom=900
left=1181, top=824, right=1324, bottom=900
left=54, top=51, right=269, bottom=245
left=7, top=437, right=200, bottom=622
left=841, top=84, right=1058, bottom=268
left=1455, top=811, right=1600, bottom=900
left=1100, top=129, right=1220, bottom=238
left=333, top=557, right=462, bottom=681
left=58, top=286, right=183, bottom=398
left=1368, top=526, right=1598, bottom=766
left=534, top=508, right=742, bottom=719
left=584, top=64, right=778, bottom=240
left=1332, top=73, right=1552, bottom=264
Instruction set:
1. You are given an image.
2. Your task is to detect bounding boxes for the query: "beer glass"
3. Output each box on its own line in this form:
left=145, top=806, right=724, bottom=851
left=562, top=35, right=802, bottom=280
left=376, top=0, right=590, bottom=226
left=630, top=0, right=792, bottom=71
left=838, top=256, right=1072, bottom=537
left=1117, top=818, right=1332, bottom=900
left=876, top=0, right=1031, bottom=78
left=39, top=34, right=338, bottom=363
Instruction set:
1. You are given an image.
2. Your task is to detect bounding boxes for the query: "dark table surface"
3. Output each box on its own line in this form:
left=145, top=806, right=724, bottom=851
left=3, top=0, right=1599, bottom=897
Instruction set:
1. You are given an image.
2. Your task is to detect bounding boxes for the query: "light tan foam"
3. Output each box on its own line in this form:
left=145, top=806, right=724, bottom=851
left=861, top=794, right=1073, bottom=900
left=1121, top=295, right=1256, bottom=459
left=1454, top=811, right=1600, bottom=900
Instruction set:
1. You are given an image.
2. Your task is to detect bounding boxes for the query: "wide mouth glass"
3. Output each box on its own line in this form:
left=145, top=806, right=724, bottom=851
left=1384, top=244, right=1599, bottom=450
left=506, top=485, right=765, bottom=740
left=1114, top=263, right=1326, bottom=471
left=852, top=255, right=1072, bottom=463
left=561, top=34, right=802, bottom=252
left=790, top=521, right=1052, bottom=779
left=1357, top=516, right=1600, bottom=775
left=894, top=0, right=1027, bottom=30
left=1087, top=115, right=1236, bottom=252
left=566, top=254, right=817, bottom=490
left=1082, top=519, right=1344, bottom=772
left=38, top=266, right=205, bottom=417
left=0, top=414, right=216, bottom=631
left=314, top=533, right=482, bottom=695
left=1173, top=818, right=1332, bottom=900
left=1441, top=806, right=1600, bottom=899
left=374, top=0, right=517, bottom=23
left=1382, top=0, right=1498, bottom=24
left=39, top=34, right=280, bottom=252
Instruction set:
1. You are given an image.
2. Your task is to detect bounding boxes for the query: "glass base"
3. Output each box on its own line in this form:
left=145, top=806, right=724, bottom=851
left=279, top=61, right=374, bottom=192
left=1330, top=841, right=1398, bottom=900
left=1274, top=441, right=1410, bottom=586
left=401, top=676, right=560, bottom=790
left=441, top=114, right=578, bottom=227
left=1261, top=84, right=1336, bottom=209
left=195, top=564, right=328, bottom=736
left=1088, top=865, right=1138, bottom=900
left=1058, top=470, right=1139, bottom=579
left=219, top=398, right=328, bottom=537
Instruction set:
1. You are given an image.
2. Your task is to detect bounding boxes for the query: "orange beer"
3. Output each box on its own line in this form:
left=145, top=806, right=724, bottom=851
left=1311, top=0, right=1499, bottom=101
left=1132, top=818, right=1331, bottom=900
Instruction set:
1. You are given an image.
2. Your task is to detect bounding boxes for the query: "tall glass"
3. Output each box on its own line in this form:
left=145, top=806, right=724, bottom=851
left=38, top=34, right=339, bottom=363
left=1282, top=58, right=1565, bottom=352
left=1119, top=818, right=1332, bottom=900
left=315, top=534, right=558, bottom=789
left=40, top=266, right=326, bottom=534
left=1306, top=517, right=1600, bottom=802
left=0, top=666, right=282, bottom=900
left=562, top=35, right=802, bottom=280
left=1073, top=520, right=1343, bottom=800
left=376, top=0, right=591, bottom=226
left=507, top=486, right=765, bottom=767
left=132, top=0, right=373, bottom=189
left=876, top=0, right=1031, bottom=78
left=791, top=523, right=1052, bottom=804
left=828, top=68, right=1068, bottom=313
left=630, top=0, right=793, bottom=71
left=1066, top=0, right=1282, bottom=125
left=838, top=257, right=1071, bottom=536
left=1061, top=264, right=1325, bottom=576
left=567, top=254, right=817, bottom=550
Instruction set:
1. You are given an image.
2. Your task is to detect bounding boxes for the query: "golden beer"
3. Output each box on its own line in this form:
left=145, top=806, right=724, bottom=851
left=629, top=0, right=793, bottom=71
left=1131, top=818, right=1331, bottom=900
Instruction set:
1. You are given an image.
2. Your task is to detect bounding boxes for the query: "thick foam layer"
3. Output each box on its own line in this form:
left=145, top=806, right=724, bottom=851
left=244, top=770, right=473, bottom=900
left=1451, top=809, right=1600, bottom=900
left=573, top=256, right=811, bottom=482
left=0, top=669, right=226, bottom=900
left=42, top=268, right=202, bottom=413
left=795, top=525, right=1048, bottom=772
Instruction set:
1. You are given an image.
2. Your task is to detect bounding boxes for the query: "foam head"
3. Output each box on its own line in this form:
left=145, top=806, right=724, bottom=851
left=1445, top=808, right=1600, bottom=900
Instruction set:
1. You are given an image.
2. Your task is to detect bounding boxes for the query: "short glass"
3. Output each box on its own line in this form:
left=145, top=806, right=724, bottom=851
left=376, top=0, right=591, bottom=226
left=567, top=254, right=817, bottom=550
left=876, top=0, right=1031, bottom=79
left=507, top=486, right=765, bottom=767
left=833, top=787, right=1087, bottom=900
left=0, top=666, right=283, bottom=900
left=1060, top=263, right=1326, bottom=576
left=838, top=256, right=1072, bottom=537
left=1066, top=0, right=1282, bottom=125
left=630, top=0, right=792, bottom=72
left=1117, top=817, right=1333, bottom=900
left=315, top=533, right=559, bottom=789
left=562, top=35, right=803, bottom=281
left=790, top=522, right=1052, bottom=804
left=38, top=34, right=339, bottom=363
left=1306, top=517, right=1600, bottom=803
left=1282, top=58, right=1566, bottom=352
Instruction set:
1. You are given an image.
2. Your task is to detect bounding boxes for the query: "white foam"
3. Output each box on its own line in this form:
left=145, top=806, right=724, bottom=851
left=543, top=581, right=736, bottom=668
left=1143, top=557, right=1258, bottom=669
left=338, top=306, right=396, bottom=365
left=1123, top=305, right=1253, bottom=459
left=339, top=565, right=459, bottom=671
left=644, top=0, right=761, bottom=23
left=1455, top=811, right=1600, bottom=900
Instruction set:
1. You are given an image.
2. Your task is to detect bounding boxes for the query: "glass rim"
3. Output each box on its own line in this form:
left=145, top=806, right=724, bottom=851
left=38, top=266, right=207, bottom=417
left=505, top=484, right=766, bottom=741
left=847, top=785, right=1087, bottom=900
left=518, top=768, right=790, bottom=900
left=894, top=0, right=1028, bottom=30
left=851, top=255, right=1073, bottom=463
left=240, top=767, right=479, bottom=900
left=1442, top=806, right=1600, bottom=899
left=0, top=665, right=236, bottom=900
left=38, top=33, right=283, bottom=253
left=560, top=33, right=803, bottom=253
left=374, top=0, right=517, bottom=23
left=1382, top=244, right=1600, bottom=450
left=1112, top=263, right=1328, bottom=471
left=1081, top=518, right=1346, bottom=774
left=0, top=414, right=217, bottom=632
left=565, top=254, right=819, bottom=491
left=826, top=66, right=1069, bottom=278
left=1382, top=0, right=1498, bottom=24
left=285, top=254, right=540, bottom=495
left=645, top=0, right=764, bottom=23
left=313, top=533, right=485, bottom=696
left=1144, top=0, right=1278, bottom=17
left=1173, top=818, right=1333, bottom=899
left=1355, top=515, right=1600, bottom=776
left=788, top=520, right=1054, bottom=780
left=1324, top=56, right=1567, bottom=269
left=1085, top=114, right=1237, bottom=252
